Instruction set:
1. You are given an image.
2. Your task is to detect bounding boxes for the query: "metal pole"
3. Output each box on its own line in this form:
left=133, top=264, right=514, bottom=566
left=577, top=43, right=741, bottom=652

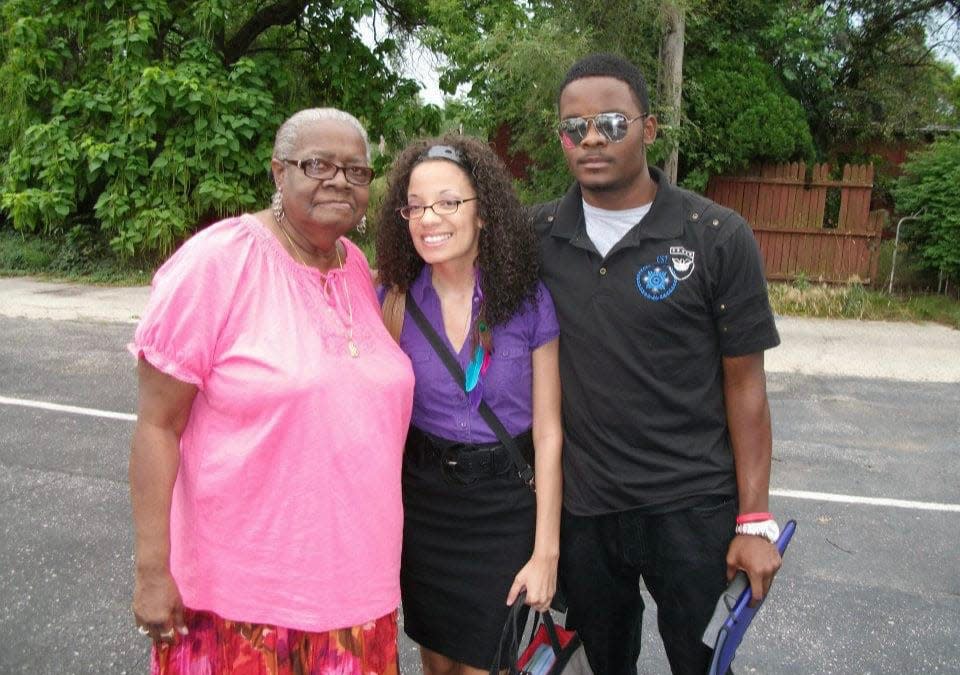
left=887, top=212, right=923, bottom=294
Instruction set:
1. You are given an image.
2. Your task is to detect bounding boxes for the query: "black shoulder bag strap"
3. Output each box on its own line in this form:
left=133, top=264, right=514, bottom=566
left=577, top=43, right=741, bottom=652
left=405, top=292, right=535, bottom=488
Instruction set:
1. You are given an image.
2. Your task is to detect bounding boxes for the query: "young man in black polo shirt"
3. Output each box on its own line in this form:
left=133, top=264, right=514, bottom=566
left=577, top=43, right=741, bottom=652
left=532, top=53, right=783, bottom=675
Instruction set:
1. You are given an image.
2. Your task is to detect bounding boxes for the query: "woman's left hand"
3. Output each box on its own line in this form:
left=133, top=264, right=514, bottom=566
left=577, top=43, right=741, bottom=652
left=506, top=553, right=558, bottom=612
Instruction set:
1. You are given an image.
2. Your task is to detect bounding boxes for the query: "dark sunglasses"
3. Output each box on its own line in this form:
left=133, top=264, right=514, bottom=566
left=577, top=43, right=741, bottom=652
left=557, top=112, right=647, bottom=146
left=282, top=158, right=374, bottom=185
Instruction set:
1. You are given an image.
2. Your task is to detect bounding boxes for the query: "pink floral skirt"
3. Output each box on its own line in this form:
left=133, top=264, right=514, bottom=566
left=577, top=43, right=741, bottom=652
left=151, top=607, right=399, bottom=675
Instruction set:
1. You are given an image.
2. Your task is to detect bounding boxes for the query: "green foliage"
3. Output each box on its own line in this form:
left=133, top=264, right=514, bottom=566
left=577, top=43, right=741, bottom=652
left=475, top=17, right=592, bottom=202
left=683, top=1, right=959, bottom=168
left=0, top=0, right=441, bottom=260
left=799, top=1, right=959, bottom=147
left=0, top=230, right=57, bottom=271
left=420, top=1, right=821, bottom=195
left=417, top=2, right=577, bottom=201
left=681, top=43, right=815, bottom=190
left=792, top=271, right=810, bottom=292
left=0, top=228, right=152, bottom=283
left=948, top=72, right=960, bottom=122
left=3, top=0, right=958, bottom=271
left=892, top=133, right=960, bottom=280
left=419, top=0, right=667, bottom=201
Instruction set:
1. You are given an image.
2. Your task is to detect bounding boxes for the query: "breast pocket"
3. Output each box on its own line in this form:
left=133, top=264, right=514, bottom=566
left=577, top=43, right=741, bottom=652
left=485, top=342, right=531, bottom=398
left=407, top=349, right=434, bottom=388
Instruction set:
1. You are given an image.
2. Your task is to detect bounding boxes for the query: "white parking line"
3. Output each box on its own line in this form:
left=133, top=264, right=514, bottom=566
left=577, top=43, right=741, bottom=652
left=0, top=395, right=136, bottom=422
left=771, top=488, right=960, bottom=513
left=3, top=395, right=959, bottom=513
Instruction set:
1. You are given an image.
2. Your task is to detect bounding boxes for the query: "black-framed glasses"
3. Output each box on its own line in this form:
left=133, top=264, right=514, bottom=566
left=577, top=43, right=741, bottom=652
left=282, top=158, right=374, bottom=185
left=398, top=197, right=479, bottom=220
left=557, top=112, right=647, bottom=146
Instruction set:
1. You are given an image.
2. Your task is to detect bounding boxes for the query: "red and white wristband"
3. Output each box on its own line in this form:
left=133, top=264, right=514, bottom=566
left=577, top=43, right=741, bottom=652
left=735, top=512, right=780, bottom=543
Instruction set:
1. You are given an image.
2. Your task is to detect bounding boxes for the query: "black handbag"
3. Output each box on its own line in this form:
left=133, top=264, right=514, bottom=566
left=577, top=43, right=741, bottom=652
left=404, top=293, right=534, bottom=489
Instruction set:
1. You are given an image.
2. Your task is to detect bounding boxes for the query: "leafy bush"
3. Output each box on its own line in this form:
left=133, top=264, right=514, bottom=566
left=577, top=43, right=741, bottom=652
left=0, top=1, right=440, bottom=261
left=892, top=133, right=960, bottom=281
left=681, top=43, right=815, bottom=191
left=0, top=230, right=56, bottom=271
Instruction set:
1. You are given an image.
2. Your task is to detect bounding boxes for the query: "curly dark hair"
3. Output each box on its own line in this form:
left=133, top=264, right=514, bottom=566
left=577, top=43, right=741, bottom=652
left=375, top=134, right=539, bottom=329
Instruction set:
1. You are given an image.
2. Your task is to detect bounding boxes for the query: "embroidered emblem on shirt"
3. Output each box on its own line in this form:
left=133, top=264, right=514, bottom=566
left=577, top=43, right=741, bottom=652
left=636, top=262, right=678, bottom=300
left=635, top=248, right=697, bottom=301
left=669, top=246, right=696, bottom=281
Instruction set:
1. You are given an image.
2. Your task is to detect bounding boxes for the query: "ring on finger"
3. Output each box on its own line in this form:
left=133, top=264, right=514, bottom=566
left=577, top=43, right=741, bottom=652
left=137, top=626, right=150, bottom=636
left=159, top=628, right=175, bottom=639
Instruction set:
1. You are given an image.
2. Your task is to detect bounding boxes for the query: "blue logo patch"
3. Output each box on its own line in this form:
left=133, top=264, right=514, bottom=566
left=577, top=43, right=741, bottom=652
left=636, top=247, right=697, bottom=301
left=636, top=264, right=678, bottom=301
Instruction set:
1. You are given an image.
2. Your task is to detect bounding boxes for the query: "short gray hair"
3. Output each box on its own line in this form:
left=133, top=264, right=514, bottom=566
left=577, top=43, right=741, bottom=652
left=273, top=108, right=371, bottom=162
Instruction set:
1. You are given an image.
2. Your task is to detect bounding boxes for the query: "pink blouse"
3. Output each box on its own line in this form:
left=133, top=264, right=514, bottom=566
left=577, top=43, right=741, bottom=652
left=130, top=214, right=414, bottom=631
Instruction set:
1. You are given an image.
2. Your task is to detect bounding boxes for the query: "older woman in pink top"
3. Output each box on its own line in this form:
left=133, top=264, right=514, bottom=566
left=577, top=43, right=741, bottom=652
left=128, top=108, right=414, bottom=674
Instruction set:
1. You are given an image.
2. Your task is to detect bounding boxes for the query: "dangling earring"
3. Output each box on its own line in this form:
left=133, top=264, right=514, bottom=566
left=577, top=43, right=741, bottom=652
left=272, top=189, right=285, bottom=225
left=357, top=215, right=367, bottom=234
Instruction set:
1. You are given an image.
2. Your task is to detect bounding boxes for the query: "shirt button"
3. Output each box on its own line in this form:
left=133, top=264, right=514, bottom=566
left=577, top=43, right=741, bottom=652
left=690, top=212, right=700, bottom=220
left=547, top=215, right=555, bottom=222
left=712, top=218, right=720, bottom=226
left=720, top=303, right=726, bottom=311
left=599, top=267, right=607, bottom=276
left=459, top=421, right=467, bottom=428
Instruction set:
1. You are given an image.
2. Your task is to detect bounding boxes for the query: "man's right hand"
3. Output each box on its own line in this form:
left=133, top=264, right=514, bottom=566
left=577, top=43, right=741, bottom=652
left=726, top=534, right=782, bottom=607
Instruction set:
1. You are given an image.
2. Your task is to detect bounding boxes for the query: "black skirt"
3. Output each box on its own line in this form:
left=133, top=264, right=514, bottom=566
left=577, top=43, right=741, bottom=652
left=400, top=428, right=536, bottom=669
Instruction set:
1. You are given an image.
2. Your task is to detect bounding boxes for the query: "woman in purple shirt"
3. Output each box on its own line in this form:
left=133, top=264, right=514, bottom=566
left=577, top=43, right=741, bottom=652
left=376, top=135, right=563, bottom=674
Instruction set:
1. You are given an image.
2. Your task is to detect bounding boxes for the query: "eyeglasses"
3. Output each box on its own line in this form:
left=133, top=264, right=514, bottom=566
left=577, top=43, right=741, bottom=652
left=557, top=112, right=647, bottom=146
left=398, top=197, right=479, bottom=220
left=282, top=158, right=374, bottom=185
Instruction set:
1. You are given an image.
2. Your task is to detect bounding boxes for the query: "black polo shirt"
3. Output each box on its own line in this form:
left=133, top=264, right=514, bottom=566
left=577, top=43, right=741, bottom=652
left=533, top=167, right=780, bottom=516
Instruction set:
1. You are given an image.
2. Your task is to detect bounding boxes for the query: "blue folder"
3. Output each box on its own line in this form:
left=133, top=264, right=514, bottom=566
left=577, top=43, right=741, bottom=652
left=702, top=519, right=797, bottom=675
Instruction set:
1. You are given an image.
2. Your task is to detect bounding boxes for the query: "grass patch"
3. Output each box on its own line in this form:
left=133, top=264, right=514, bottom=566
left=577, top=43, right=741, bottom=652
left=769, top=282, right=960, bottom=329
left=0, top=230, right=153, bottom=286
left=0, top=231, right=58, bottom=270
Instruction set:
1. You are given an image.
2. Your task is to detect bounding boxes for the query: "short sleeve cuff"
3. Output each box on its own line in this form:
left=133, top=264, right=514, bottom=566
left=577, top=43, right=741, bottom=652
left=715, top=292, right=781, bottom=356
left=528, top=283, right=561, bottom=350
left=531, top=328, right=560, bottom=351
left=128, top=342, right=205, bottom=389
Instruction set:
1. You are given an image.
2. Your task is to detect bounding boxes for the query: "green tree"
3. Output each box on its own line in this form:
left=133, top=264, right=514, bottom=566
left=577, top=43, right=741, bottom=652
left=420, top=1, right=815, bottom=197
left=420, top=0, right=959, bottom=194
left=0, top=0, right=441, bottom=260
left=419, top=1, right=682, bottom=200
left=892, top=133, right=960, bottom=281
left=789, top=1, right=960, bottom=147
left=681, top=43, right=815, bottom=190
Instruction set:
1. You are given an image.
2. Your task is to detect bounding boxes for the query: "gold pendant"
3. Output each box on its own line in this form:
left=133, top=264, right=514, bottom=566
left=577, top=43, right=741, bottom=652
left=348, top=340, right=359, bottom=358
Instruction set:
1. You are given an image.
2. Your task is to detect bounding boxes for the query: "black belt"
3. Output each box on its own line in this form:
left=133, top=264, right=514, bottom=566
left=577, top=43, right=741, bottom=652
left=405, top=426, right=534, bottom=485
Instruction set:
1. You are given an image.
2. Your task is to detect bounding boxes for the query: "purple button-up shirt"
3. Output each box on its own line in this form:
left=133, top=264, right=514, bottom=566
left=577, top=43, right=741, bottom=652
left=384, top=266, right=559, bottom=443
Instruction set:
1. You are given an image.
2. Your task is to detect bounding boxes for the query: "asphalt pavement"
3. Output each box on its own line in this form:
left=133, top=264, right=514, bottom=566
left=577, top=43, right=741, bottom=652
left=1, top=277, right=958, bottom=674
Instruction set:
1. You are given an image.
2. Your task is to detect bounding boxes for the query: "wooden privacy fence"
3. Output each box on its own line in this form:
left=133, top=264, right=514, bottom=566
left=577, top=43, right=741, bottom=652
left=705, top=163, right=886, bottom=284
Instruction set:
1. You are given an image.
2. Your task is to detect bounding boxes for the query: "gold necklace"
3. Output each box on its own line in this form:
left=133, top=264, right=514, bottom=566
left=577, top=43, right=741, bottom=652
left=275, top=213, right=359, bottom=358
left=276, top=215, right=334, bottom=268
